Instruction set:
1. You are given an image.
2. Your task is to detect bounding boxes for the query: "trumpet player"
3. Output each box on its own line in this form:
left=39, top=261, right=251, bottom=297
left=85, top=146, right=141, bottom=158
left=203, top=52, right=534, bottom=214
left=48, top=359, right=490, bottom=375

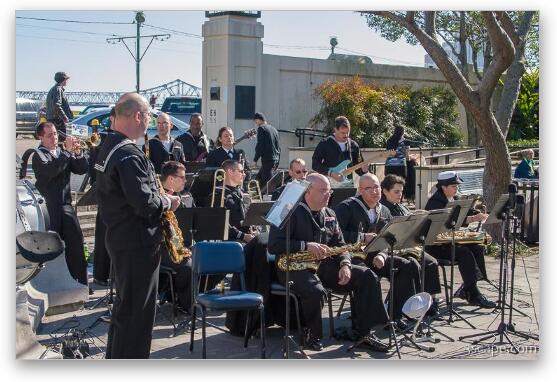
left=268, top=173, right=389, bottom=352
left=335, top=173, right=420, bottom=328
left=31, top=121, right=89, bottom=286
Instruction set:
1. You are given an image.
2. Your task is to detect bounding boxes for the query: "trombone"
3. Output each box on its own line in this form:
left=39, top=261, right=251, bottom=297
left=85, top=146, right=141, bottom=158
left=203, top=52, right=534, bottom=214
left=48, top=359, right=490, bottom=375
left=246, top=179, right=263, bottom=203
left=210, top=169, right=227, bottom=208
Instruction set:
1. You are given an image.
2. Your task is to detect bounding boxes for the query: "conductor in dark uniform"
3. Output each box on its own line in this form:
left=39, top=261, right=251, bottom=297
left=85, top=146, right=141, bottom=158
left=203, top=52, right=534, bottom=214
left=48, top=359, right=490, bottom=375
left=424, top=171, right=495, bottom=309
left=176, top=113, right=212, bottom=162
left=268, top=173, right=388, bottom=352
left=252, top=112, right=280, bottom=190
left=32, top=121, right=89, bottom=285
left=311, top=116, right=368, bottom=184
left=143, top=112, right=185, bottom=174
left=95, top=93, right=181, bottom=359
left=335, top=173, right=419, bottom=325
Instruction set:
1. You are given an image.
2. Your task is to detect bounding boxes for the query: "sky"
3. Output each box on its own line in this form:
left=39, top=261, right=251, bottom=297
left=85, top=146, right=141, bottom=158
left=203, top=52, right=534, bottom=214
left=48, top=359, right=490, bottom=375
left=15, top=10, right=429, bottom=92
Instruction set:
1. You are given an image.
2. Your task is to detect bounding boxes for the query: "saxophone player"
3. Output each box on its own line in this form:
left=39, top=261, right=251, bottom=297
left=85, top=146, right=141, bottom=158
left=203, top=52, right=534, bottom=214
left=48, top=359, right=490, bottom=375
left=268, top=173, right=388, bottom=352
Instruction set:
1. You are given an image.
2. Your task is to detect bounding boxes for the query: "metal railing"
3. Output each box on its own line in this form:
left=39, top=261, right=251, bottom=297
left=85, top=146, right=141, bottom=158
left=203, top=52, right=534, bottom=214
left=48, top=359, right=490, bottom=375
left=277, top=128, right=327, bottom=147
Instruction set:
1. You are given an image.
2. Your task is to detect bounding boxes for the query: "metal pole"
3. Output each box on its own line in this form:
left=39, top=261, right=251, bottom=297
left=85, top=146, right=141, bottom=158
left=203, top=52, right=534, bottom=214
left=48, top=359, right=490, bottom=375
left=135, top=12, right=143, bottom=93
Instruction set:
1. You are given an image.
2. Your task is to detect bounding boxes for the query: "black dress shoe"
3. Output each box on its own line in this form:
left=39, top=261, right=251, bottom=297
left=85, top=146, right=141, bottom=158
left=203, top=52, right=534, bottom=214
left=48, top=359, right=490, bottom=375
left=426, top=298, right=440, bottom=317
left=304, top=337, right=324, bottom=351
left=467, top=293, right=496, bottom=309
left=355, top=334, right=389, bottom=353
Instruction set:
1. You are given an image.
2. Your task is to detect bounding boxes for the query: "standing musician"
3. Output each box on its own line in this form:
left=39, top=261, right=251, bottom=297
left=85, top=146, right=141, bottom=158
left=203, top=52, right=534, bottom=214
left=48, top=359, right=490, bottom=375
left=46, top=71, right=73, bottom=140
left=31, top=121, right=89, bottom=286
left=213, top=159, right=257, bottom=244
left=311, top=116, right=368, bottom=183
left=206, top=126, right=249, bottom=169
left=271, top=158, right=309, bottom=201
left=176, top=113, right=212, bottom=162
left=94, top=93, right=181, bottom=359
left=143, top=112, right=186, bottom=174
left=252, top=112, right=281, bottom=190
left=335, top=173, right=419, bottom=326
left=424, top=171, right=495, bottom=309
left=268, top=173, right=389, bottom=352
left=379, top=174, right=442, bottom=317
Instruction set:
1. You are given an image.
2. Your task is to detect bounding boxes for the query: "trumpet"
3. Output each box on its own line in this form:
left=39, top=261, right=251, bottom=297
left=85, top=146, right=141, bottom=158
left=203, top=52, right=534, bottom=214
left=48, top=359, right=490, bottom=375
left=58, top=128, right=101, bottom=153
left=210, top=168, right=227, bottom=208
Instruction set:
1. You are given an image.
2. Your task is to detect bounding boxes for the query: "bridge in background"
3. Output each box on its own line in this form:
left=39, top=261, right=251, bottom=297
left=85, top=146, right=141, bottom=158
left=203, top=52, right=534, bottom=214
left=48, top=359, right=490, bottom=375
left=16, top=79, right=201, bottom=106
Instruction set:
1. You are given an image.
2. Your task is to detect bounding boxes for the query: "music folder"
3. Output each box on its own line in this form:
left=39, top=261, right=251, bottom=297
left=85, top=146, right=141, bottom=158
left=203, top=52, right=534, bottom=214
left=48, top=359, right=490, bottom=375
left=364, top=214, right=428, bottom=253
left=174, top=207, right=230, bottom=244
left=445, top=199, right=476, bottom=230
left=419, top=209, right=453, bottom=246
left=484, top=193, right=510, bottom=225
left=243, top=201, right=275, bottom=227
left=265, top=180, right=310, bottom=229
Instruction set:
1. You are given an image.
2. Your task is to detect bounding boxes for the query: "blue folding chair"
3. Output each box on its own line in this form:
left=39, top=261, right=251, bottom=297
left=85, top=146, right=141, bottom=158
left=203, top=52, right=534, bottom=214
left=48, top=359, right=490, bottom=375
left=189, top=241, right=266, bottom=359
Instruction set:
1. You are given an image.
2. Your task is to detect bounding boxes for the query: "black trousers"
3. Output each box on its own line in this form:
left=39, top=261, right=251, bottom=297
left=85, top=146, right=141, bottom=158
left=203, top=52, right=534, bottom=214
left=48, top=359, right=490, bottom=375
left=93, top=212, right=111, bottom=282
left=425, top=244, right=488, bottom=292
left=47, top=204, right=88, bottom=285
left=277, top=258, right=387, bottom=339
left=105, top=244, right=160, bottom=359
left=406, top=253, right=442, bottom=295
left=256, top=160, right=278, bottom=190
left=51, top=118, right=67, bottom=142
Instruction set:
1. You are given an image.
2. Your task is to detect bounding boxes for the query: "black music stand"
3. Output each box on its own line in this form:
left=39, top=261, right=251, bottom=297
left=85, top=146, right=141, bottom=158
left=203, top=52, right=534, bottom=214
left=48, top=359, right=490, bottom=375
left=459, top=193, right=538, bottom=350
left=358, top=214, right=429, bottom=358
left=328, top=187, right=357, bottom=209
left=174, top=207, right=230, bottom=245
left=184, top=161, right=207, bottom=174
left=188, top=167, right=219, bottom=206
left=430, top=199, right=477, bottom=328
left=265, top=180, right=311, bottom=359
left=243, top=201, right=274, bottom=227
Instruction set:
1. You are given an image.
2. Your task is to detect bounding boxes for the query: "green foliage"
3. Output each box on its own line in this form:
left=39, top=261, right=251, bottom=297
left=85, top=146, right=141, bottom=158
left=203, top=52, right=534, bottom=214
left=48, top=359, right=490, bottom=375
left=507, top=138, right=539, bottom=149
left=310, top=76, right=462, bottom=148
left=508, top=69, right=539, bottom=141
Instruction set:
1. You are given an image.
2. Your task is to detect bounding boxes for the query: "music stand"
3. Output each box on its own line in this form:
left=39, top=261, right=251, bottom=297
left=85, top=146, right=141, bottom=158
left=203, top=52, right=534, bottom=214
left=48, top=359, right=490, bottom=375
left=265, top=180, right=311, bottom=359
left=76, top=183, right=97, bottom=207
left=360, top=213, right=429, bottom=358
left=174, top=207, right=230, bottom=244
left=459, top=194, right=538, bottom=350
left=184, top=161, right=207, bottom=174
left=328, top=187, right=357, bottom=209
left=188, top=167, right=219, bottom=207
left=243, top=201, right=274, bottom=227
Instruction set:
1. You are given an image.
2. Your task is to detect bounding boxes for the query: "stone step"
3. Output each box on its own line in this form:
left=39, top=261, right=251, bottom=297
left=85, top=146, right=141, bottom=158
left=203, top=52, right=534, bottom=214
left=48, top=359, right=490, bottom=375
left=80, top=223, right=95, bottom=239
left=77, top=210, right=97, bottom=226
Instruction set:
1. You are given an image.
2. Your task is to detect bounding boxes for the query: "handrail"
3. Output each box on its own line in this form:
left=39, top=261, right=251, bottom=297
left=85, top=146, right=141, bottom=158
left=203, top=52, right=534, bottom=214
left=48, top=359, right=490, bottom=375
left=277, top=128, right=327, bottom=147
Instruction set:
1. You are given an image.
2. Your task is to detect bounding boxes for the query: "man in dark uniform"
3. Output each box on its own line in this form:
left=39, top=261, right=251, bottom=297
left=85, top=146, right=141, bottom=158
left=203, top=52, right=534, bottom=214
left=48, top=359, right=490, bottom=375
left=252, top=112, right=280, bottom=190
left=143, top=112, right=185, bottom=174
left=335, top=173, right=419, bottom=326
left=424, top=171, right=495, bottom=309
left=176, top=113, right=212, bottom=162
left=94, top=93, right=181, bottom=359
left=379, top=174, right=442, bottom=317
left=46, top=71, right=73, bottom=140
left=311, top=116, right=368, bottom=184
left=32, top=121, right=89, bottom=285
left=268, top=173, right=388, bottom=352
left=271, top=158, right=308, bottom=201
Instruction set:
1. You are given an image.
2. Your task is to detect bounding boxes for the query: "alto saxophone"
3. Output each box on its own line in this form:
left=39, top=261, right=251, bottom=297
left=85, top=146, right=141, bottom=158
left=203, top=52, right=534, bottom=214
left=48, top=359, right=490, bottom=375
left=277, top=242, right=366, bottom=272
left=158, top=179, right=192, bottom=263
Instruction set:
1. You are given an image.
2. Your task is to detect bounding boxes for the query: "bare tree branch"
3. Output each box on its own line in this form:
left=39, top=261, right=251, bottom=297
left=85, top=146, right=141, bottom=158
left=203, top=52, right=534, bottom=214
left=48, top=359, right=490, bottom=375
left=405, top=11, right=415, bottom=24
left=498, top=11, right=519, bottom=46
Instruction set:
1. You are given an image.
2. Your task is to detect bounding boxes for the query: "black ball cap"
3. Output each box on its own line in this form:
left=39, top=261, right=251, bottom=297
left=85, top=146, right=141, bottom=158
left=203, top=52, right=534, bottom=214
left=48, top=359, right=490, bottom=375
left=253, top=112, right=266, bottom=122
left=55, top=72, right=70, bottom=83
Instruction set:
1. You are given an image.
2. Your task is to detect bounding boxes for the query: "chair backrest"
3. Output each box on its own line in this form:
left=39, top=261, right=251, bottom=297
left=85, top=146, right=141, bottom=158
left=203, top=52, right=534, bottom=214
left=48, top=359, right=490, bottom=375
left=192, top=241, right=245, bottom=276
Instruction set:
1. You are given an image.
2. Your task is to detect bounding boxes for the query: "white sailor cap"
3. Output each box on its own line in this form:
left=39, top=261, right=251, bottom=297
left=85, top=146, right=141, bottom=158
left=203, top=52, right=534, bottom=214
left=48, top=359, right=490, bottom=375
left=436, top=170, right=463, bottom=186
left=402, top=292, right=432, bottom=320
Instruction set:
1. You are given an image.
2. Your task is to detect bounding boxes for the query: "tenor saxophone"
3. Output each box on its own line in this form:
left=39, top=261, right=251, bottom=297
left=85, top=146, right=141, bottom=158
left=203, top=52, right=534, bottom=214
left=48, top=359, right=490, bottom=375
left=277, top=242, right=365, bottom=272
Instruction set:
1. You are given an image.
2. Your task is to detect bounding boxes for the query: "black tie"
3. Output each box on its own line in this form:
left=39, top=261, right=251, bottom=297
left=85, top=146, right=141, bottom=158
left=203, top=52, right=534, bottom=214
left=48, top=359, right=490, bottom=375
left=228, top=150, right=233, bottom=158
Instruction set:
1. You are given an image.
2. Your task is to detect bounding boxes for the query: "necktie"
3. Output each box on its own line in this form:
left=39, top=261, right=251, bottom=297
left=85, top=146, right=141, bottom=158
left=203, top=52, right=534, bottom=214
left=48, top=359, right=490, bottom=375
left=228, top=150, right=234, bottom=158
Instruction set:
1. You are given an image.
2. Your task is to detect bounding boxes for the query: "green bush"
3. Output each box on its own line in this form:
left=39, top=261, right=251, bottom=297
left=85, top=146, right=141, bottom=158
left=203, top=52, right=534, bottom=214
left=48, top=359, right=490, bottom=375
left=310, top=76, right=462, bottom=147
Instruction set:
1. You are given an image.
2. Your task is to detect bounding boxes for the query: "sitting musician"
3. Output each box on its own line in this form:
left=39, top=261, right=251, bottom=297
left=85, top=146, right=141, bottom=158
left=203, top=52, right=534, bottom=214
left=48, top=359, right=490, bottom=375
left=176, top=113, right=212, bottom=162
left=425, top=171, right=495, bottom=309
left=379, top=174, right=442, bottom=317
left=206, top=126, right=249, bottom=169
left=311, top=116, right=368, bottom=184
left=268, top=173, right=389, bottom=352
left=335, top=173, right=420, bottom=326
left=31, top=121, right=89, bottom=286
left=143, top=113, right=186, bottom=174
left=213, top=159, right=257, bottom=244
left=271, top=158, right=309, bottom=201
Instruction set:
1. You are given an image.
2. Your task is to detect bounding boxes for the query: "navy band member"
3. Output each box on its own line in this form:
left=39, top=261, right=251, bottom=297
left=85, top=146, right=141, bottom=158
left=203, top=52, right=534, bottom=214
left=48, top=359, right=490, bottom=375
left=213, top=159, right=257, bottom=244
left=379, top=174, right=442, bottom=317
left=268, top=173, right=388, bottom=352
left=271, top=158, right=309, bottom=201
left=32, top=121, right=89, bottom=285
left=95, top=93, right=181, bottom=359
left=252, top=112, right=281, bottom=190
left=424, top=171, right=495, bottom=309
left=143, top=112, right=186, bottom=174
left=335, top=173, right=419, bottom=325
left=176, top=113, right=212, bottom=162
left=311, top=116, right=368, bottom=183
left=206, top=126, right=249, bottom=169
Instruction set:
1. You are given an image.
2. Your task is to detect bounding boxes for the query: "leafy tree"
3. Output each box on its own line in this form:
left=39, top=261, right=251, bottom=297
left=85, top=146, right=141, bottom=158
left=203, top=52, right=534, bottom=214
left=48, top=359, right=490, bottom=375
left=508, top=68, right=539, bottom=140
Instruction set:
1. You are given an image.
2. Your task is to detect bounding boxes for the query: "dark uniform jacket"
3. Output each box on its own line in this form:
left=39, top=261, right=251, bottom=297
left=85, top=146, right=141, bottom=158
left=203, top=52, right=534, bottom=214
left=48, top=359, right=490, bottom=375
left=143, top=135, right=186, bottom=174
left=206, top=146, right=247, bottom=168
left=425, top=188, right=478, bottom=225
left=253, top=124, right=280, bottom=163
left=213, top=185, right=251, bottom=241
left=46, top=84, right=72, bottom=123
left=176, top=131, right=211, bottom=162
left=268, top=200, right=351, bottom=267
left=32, top=145, right=88, bottom=206
left=380, top=195, right=412, bottom=217
left=334, top=195, right=392, bottom=244
left=311, top=136, right=365, bottom=177
left=94, top=131, right=170, bottom=252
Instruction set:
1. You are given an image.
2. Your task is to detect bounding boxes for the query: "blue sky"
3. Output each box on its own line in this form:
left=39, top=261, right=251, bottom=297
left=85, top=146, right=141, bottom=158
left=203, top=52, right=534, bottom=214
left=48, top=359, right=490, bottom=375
left=15, top=10, right=429, bottom=92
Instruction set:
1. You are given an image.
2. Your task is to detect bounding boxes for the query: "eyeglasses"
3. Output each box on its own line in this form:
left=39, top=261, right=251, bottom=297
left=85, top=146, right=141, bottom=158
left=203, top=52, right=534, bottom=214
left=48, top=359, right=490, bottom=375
left=172, top=174, right=186, bottom=180
left=361, top=186, right=380, bottom=192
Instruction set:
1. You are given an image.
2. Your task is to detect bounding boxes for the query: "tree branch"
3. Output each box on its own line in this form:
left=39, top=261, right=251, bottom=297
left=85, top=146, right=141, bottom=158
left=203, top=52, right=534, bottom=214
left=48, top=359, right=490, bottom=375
left=424, top=11, right=435, bottom=37
left=497, top=11, right=519, bottom=46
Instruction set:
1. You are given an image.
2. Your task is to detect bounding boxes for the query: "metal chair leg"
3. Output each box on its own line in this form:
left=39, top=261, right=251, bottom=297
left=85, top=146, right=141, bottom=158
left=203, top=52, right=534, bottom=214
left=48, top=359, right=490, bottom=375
left=327, top=290, right=334, bottom=338
left=189, top=304, right=197, bottom=352
left=291, top=293, right=304, bottom=346
left=260, top=305, right=266, bottom=359
left=201, top=307, right=207, bottom=359
left=244, top=310, right=251, bottom=349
